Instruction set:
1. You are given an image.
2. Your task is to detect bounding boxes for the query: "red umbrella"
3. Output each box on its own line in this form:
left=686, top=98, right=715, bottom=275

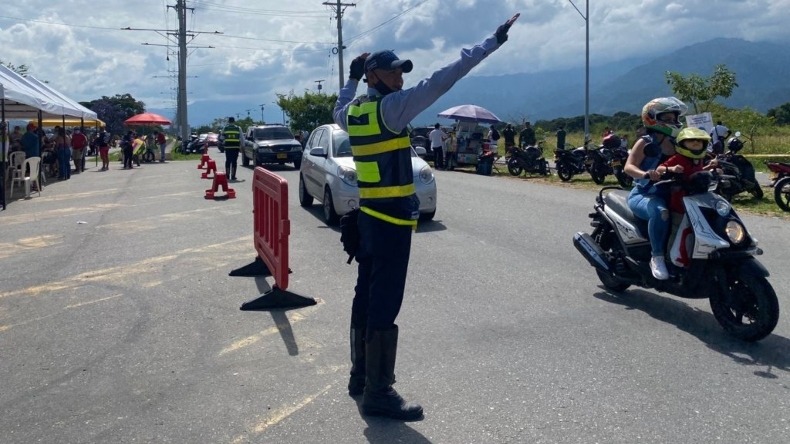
left=124, top=112, right=171, bottom=126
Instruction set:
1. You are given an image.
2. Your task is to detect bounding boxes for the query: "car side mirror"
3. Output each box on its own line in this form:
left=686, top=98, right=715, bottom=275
left=310, top=146, right=328, bottom=158
left=414, top=146, right=427, bottom=156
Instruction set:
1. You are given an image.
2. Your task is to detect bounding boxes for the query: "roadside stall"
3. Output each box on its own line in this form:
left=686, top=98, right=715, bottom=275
left=437, top=104, right=501, bottom=166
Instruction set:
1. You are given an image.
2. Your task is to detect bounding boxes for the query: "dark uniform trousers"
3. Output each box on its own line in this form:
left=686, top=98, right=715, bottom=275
left=351, top=210, right=413, bottom=335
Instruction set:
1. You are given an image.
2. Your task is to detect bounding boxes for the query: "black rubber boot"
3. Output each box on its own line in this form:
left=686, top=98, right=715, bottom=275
left=348, top=326, right=366, bottom=397
left=361, top=325, right=423, bottom=420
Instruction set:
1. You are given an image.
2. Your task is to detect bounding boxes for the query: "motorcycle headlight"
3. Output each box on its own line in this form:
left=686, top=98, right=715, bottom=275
left=418, top=165, right=434, bottom=184
left=338, top=165, right=357, bottom=186
left=725, top=220, right=747, bottom=245
left=715, top=199, right=731, bottom=216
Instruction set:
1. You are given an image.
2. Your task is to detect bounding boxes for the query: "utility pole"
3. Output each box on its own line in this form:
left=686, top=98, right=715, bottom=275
left=259, top=104, right=265, bottom=123
left=176, top=0, right=189, bottom=143
left=323, top=1, right=355, bottom=90
left=124, top=1, right=220, bottom=143
left=314, top=79, right=325, bottom=93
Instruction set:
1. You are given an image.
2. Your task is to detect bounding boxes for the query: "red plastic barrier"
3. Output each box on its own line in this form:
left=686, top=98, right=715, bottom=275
left=252, top=166, right=290, bottom=290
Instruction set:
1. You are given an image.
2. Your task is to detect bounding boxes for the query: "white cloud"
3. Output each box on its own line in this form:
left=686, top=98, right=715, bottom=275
left=2, top=0, right=789, bottom=125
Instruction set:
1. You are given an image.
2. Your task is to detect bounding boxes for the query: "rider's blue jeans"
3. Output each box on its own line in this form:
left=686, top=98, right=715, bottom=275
left=628, top=191, right=670, bottom=257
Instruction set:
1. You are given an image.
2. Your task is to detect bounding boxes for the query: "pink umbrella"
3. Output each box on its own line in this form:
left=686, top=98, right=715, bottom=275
left=124, top=112, right=171, bottom=126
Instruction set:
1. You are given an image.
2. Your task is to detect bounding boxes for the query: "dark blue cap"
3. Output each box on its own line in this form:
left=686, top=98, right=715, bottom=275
left=364, top=50, right=413, bottom=73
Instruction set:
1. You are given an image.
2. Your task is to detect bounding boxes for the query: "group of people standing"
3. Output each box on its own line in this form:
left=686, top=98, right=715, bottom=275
left=7, top=123, right=168, bottom=178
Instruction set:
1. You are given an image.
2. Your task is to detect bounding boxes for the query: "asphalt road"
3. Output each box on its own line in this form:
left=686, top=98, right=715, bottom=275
left=1, top=150, right=789, bottom=444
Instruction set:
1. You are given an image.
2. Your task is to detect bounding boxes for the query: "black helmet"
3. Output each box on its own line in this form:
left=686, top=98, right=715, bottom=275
left=727, top=137, right=744, bottom=153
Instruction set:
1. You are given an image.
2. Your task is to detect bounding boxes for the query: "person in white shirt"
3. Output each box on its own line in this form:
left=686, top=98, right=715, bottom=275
left=710, top=121, right=730, bottom=154
left=429, top=123, right=448, bottom=170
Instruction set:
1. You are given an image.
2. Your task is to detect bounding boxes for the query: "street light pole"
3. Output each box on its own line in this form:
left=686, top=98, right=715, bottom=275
left=259, top=104, right=265, bottom=123
left=568, top=0, right=590, bottom=145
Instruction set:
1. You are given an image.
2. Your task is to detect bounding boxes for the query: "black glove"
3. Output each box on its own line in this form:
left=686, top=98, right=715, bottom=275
left=340, top=208, right=361, bottom=264
left=495, top=13, right=520, bottom=45
left=495, top=23, right=511, bottom=45
left=349, top=55, right=366, bottom=81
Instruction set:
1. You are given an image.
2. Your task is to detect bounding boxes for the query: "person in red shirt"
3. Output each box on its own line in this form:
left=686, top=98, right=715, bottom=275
left=661, top=127, right=717, bottom=214
left=661, top=127, right=719, bottom=267
left=71, top=128, right=89, bottom=173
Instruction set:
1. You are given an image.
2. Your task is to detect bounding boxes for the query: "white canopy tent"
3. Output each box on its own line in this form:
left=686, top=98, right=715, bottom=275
left=0, top=64, right=86, bottom=119
left=26, top=76, right=97, bottom=121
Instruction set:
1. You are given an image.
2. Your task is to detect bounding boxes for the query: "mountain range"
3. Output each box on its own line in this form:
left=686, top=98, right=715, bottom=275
left=412, top=38, right=790, bottom=125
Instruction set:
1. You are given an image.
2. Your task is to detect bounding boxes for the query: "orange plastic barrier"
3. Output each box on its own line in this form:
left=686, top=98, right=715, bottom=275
left=201, top=159, right=217, bottom=179
left=197, top=153, right=211, bottom=169
left=204, top=172, right=236, bottom=199
left=229, top=166, right=315, bottom=310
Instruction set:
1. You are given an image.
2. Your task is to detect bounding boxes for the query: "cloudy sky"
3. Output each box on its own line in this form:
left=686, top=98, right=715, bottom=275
left=2, top=0, right=788, bottom=126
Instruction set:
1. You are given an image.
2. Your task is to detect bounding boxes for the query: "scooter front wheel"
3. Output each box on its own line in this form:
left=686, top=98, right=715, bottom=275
left=709, top=268, right=779, bottom=342
left=143, top=151, right=155, bottom=163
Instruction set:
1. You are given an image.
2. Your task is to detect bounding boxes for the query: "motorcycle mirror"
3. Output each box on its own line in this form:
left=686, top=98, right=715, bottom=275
left=734, top=131, right=741, bottom=137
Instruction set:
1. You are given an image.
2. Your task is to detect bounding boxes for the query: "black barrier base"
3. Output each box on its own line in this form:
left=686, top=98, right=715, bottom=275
left=240, top=286, right=317, bottom=311
left=229, top=256, right=271, bottom=277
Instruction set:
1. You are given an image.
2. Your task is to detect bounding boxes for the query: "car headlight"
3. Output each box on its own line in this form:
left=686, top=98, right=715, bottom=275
left=725, top=220, right=747, bottom=245
left=715, top=199, right=731, bottom=216
left=338, top=165, right=357, bottom=186
left=418, top=165, right=434, bottom=184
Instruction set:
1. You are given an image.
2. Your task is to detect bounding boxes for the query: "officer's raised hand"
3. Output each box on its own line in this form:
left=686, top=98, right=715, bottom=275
left=495, top=13, right=520, bottom=44
left=349, top=52, right=370, bottom=81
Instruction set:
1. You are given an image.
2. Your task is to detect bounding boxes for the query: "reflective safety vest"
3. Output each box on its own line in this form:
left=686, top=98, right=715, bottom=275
left=347, top=96, right=418, bottom=228
left=222, top=124, right=242, bottom=148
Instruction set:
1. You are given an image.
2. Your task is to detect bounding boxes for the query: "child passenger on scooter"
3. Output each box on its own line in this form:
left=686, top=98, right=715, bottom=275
left=661, top=127, right=720, bottom=267
left=661, top=127, right=719, bottom=215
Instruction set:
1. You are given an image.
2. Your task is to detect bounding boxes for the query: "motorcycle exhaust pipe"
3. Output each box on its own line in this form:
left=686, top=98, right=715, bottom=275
left=573, top=232, right=611, bottom=272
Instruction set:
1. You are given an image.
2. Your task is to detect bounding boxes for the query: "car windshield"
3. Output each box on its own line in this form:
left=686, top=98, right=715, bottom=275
left=411, top=128, right=431, bottom=138
left=333, top=130, right=352, bottom=157
left=253, top=127, right=293, bottom=140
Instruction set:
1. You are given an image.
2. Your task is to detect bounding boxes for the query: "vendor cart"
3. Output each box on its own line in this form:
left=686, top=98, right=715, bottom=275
left=437, top=104, right=501, bottom=166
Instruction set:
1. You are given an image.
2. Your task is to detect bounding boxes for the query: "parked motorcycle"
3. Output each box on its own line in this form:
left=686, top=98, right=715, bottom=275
left=610, top=145, right=632, bottom=188
left=573, top=172, right=779, bottom=342
left=713, top=132, right=763, bottom=201
left=554, top=145, right=591, bottom=182
left=765, top=160, right=790, bottom=211
left=506, top=143, right=549, bottom=176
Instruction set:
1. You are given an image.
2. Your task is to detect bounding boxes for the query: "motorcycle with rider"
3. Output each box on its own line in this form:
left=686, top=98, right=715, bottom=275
left=573, top=97, right=779, bottom=342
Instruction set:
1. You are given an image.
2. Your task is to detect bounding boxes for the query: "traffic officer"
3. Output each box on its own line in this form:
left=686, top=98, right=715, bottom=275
left=219, top=117, right=242, bottom=180
left=333, top=13, right=520, bottom=420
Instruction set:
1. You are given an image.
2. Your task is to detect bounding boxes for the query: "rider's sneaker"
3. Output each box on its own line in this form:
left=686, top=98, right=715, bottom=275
left=650, top=256, right=669, bottom=280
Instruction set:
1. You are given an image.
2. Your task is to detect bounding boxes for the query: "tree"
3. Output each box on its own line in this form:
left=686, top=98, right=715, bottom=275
left=82, top=94, right=146, bottom=136
left=1, top=60, right=30, bottom=77
left=665, top=64, right=738, bottom=114
left=708, top=103, right=774, bottom=153
left=767, top=102, right=790, bottom=125
left=275, top=91, right=338, bottom=133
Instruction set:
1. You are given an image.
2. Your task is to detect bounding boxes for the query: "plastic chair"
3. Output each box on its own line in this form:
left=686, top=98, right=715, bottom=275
left=6, top=151, right=26, bottom=184
left=11, top=156, right=41, bottom=199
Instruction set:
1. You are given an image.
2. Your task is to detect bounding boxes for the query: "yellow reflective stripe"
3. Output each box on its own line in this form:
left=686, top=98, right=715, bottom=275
left=352, top=137, right=410, bottom=157
left=360, top=206, right=418, bottom=227
left=359, top=183, right=415, bottom=198
left=356, top=161, right=381, bottom=183
left=348, top=102, right=381, bottom=137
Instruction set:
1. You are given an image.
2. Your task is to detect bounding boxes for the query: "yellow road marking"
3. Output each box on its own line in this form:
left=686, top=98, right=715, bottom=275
left=0, top=234, right=64, bottom=260
left=219, top=312, right=307, bottom=356
left=0, top=293, right=123, bottom=332
left=0, top=236, right=248, bottom=300
left=229, top=385, right=332, bottom=444
left=65, top=294, right=122, bottom=309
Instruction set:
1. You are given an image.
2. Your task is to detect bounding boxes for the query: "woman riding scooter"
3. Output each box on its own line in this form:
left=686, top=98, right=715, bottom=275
left=623, top=97, right=687, bottom=280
